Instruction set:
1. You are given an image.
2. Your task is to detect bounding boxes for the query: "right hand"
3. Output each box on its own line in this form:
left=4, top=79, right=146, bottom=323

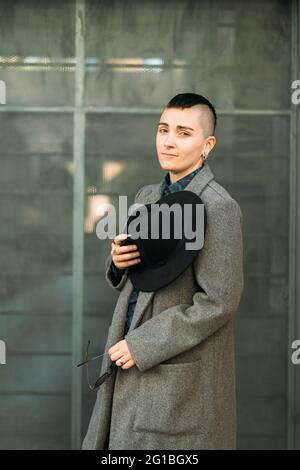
left=111, top=234, right=141, bottom=269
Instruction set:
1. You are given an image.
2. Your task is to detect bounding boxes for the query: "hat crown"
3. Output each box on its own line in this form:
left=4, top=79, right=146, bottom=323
left=128, top=207, right=180, bottom=267
left=126, top=190, right=205, bottom=270
left=127, top=190, right=207, bottom=292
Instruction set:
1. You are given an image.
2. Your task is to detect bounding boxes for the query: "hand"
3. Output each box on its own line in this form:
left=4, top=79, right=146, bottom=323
left=111, top=233, right=141, bottom=269
left=108, top=339, right=136, bottom=370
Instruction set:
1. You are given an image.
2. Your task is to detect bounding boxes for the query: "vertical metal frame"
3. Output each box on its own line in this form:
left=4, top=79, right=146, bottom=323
left=71, top=0, right=85, bottom=450
left=288, top=0, right=300, bottom=451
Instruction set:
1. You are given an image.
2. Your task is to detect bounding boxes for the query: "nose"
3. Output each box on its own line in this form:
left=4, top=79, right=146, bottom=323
left=163, top=131, right=176, bottom=148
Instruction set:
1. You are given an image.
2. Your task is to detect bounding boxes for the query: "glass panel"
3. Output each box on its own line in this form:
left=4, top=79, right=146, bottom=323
left=0, top=113, right=73, bottom=450
left=209, top=114, right=289, bottom=448
left=85, top=0, right=291, bottom=110
left=85, top=113, right=163, bottom=195
left=0, top=0, right=75, bottom=106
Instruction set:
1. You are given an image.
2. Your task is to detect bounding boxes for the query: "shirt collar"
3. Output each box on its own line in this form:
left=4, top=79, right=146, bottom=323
left=161, top=163, right=204, bottom=195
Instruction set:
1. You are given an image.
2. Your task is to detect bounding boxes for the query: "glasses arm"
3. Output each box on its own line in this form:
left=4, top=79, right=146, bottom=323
left=77, top=352, right=108, bottom=368
left=77, top=340, right=109, bottom=368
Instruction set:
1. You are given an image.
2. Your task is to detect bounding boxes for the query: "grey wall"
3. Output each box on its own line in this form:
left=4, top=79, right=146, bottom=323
left=0, top=0, right=299, bottom=450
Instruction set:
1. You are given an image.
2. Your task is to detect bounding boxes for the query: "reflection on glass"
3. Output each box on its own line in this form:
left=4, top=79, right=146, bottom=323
left=84, top=195, right=112, bottom=234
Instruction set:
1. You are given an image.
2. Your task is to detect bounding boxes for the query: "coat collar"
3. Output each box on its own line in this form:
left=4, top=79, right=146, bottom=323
left=110, top=162, right=215, bottom=342
left=138, top=161, right=215, bottom=205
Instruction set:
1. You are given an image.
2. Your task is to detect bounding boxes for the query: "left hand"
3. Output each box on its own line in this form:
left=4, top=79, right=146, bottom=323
left=108, top=340, right=136, bottom=370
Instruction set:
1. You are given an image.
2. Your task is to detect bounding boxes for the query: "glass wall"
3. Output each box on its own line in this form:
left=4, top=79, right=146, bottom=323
left=0, top=0, right=297, bottom=450
left=0, top=0, right=75, bottom=448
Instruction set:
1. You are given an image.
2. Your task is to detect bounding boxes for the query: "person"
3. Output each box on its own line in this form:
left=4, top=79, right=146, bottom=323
left=82, top=92, right=244, bottom=450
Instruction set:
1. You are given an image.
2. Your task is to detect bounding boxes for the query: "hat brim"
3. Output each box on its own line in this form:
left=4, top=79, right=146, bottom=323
left=129, top=240, right=200, bottom=292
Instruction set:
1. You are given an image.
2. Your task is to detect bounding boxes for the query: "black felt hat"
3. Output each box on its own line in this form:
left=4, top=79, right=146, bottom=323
left=121, top=190, right=207, bottom=292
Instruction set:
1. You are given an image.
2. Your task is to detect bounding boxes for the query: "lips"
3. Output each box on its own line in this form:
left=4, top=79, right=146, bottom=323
left=162, top=153, right=177, bottom=156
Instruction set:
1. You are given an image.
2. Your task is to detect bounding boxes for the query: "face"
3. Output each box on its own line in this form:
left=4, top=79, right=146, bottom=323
left=156, top=106, right=216, bottom=183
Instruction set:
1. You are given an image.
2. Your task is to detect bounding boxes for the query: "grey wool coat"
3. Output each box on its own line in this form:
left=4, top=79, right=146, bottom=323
left=82, top=161, right=244, bottom=450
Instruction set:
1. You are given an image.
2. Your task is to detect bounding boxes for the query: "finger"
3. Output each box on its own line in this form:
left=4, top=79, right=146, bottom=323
left=111, top=243, right=119, bottom=257
left=111, top=244, right=138, bottom=257
left=118, top=355, right=131, bottom=367
left=115, top=251, right=140, bottom=262
left=114, top=244, right=139, bottom=255
left=114, top=234, right=129, bottom=245
left=108, top=345, right=120, bottom=356
left=110, top=350, right=126, bottom=362
left=109, top=352, right=120, bottom=362
left=114, top=354, right=130, bottom=365
left=115, top=258, right=141, bottom=268
left=121, top=360, right=134, bottom=370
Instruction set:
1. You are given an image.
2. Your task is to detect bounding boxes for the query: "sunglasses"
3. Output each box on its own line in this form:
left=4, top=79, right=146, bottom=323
left=77, top=340, right=118, bottom=390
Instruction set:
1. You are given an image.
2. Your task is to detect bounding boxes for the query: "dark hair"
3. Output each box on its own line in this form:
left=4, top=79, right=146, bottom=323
left=165, top=93, right=217, bottom=135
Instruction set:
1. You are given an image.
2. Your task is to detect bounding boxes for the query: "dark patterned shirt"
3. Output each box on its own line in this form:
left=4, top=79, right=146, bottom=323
left=111, top=163, right=204, bottom=337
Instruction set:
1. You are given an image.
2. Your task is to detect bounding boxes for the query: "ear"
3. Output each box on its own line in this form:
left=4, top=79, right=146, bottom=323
left=206, top=135, right=217, bottom=153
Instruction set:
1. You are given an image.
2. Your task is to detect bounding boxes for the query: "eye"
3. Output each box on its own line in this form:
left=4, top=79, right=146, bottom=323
left=179, top=132, right=189, bottom=136
left=158, top=128, right=167, bottom=133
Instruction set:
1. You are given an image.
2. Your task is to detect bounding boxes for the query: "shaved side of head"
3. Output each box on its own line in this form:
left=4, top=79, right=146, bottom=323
left=193, top=104, right=215, bottom=138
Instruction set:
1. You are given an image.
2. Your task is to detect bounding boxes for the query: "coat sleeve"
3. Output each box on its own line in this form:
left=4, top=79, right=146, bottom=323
left=105, top=185, right=148, bottom=291
left=124, top=197, right=244, bottom=372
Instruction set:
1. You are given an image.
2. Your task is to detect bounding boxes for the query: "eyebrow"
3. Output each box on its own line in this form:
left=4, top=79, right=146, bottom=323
left=158, top=122, right=195, bottom=131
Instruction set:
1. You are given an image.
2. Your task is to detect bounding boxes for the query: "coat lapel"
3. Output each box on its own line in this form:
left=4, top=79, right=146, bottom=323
left=126, top=162, right=215, bottom=334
